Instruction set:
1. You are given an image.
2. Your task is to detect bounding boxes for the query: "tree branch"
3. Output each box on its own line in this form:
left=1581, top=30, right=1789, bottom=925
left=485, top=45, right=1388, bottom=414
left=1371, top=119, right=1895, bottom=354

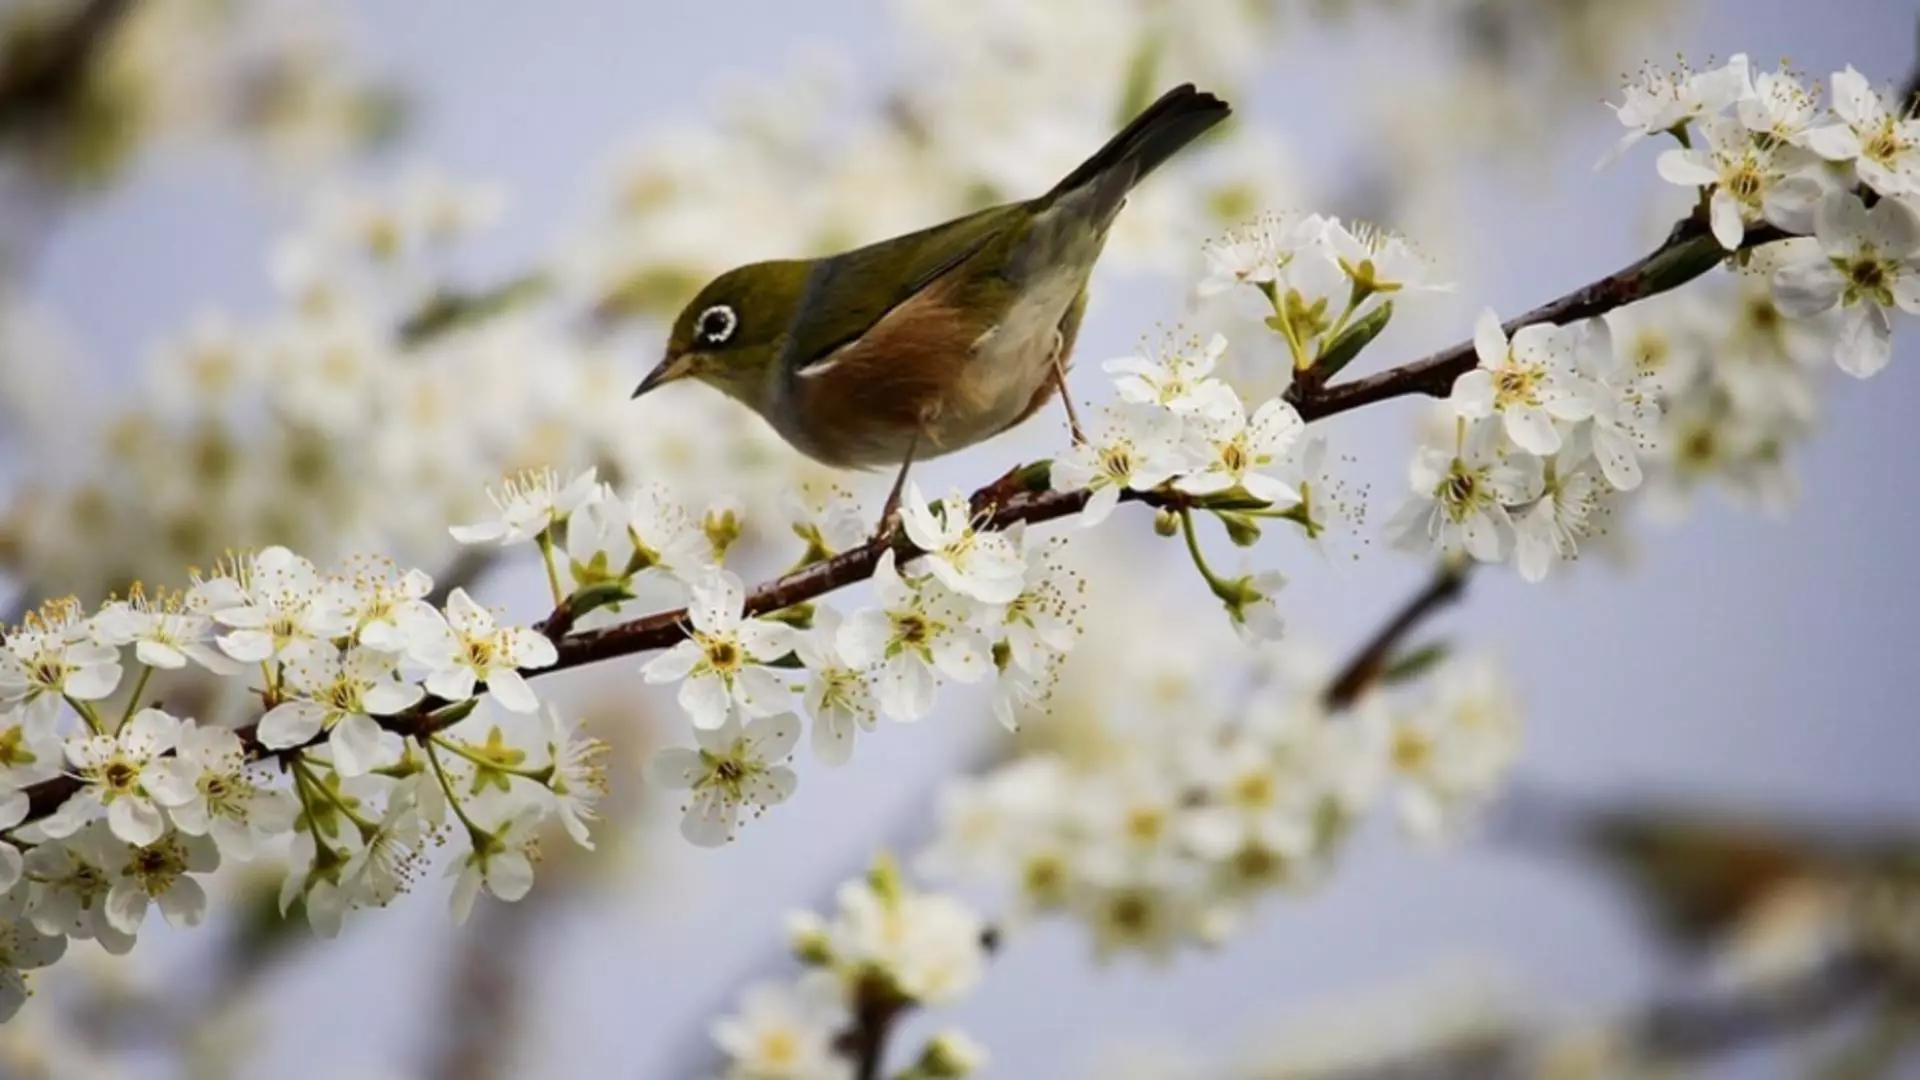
left=14, top=197, right=1796, bottom=829
left=1322, top=562, right=1468, bottom=708
left=1290, top=217, right=1785, bottom=422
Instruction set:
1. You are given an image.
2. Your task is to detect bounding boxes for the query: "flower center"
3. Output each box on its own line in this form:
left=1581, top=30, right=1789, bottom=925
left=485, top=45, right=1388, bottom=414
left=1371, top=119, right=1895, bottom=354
left=1724, top=161, right=1764, bottom=205
left=1220, top=441, right=1250, bottom=473
left=1233, top=843, right=1281, bottom=883
left=893, top=614, right=930, bottom=647
left=463, top=636, right=499, bottom=670
left=1863, top=124, right=1905, bottom=166
left=1846, top=255, right=1892, bottom=303
left=1124, top=806, right=1165, bottom=844
left=1493, top=366, right=1541, bottom=406
left=1099, top=445, right=1135, bottom=480
left=1232, top=772, right=1274, bottom=809
left=0, top=727, right=33, bottom=769
left=103, top=760, right=139, bottom=793
left=704, top=637, right=741, bottom=673
left=1441, top=463, right=1487, bottom=521
left=1392, top=728, right=1433, bottom=772
left=1109, top=891, right=1156, bottom=933
left=758, top=1030, right=800, bottom=1065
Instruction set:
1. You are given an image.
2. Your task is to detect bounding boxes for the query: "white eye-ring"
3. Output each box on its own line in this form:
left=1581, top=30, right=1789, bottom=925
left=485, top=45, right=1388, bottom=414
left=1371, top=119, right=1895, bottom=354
left=696, top=304, right=738, bottom=346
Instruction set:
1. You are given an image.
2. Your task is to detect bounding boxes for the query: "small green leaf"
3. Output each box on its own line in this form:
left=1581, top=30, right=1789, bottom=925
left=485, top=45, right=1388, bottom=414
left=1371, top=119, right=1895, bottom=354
left=1380, top=640, right=1450, bottom=685
left=1313, top=300, right=1394, bottom=381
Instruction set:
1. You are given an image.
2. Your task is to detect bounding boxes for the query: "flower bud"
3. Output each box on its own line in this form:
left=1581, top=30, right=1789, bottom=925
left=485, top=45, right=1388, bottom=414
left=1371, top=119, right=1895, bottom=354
left=1153, top=509, right=1181, bottom=537
left=916, top=1030, right=988, bottom=1078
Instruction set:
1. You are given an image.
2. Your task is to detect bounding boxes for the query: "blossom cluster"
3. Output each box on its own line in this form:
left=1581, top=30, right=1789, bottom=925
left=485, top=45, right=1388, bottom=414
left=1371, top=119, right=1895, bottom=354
left=1373, top=57, right=1920, bottom=583
left=711, top=859, right=991, bottom=1080
left=0, top=546, right=606, bottom=1019
left=1058, top=213, right=1445, bottom=632
left=1612, top=55, right=1920, bottom=377
left=920, top=651, right=1521, bottom=961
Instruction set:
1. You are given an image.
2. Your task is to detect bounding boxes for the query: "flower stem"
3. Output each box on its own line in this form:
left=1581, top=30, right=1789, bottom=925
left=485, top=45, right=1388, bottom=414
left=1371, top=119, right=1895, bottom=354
left=1178, top=508, right=1232, bottom=598
left=536, top=532, right=566, bottom=609
left=117, top=665, right=153, bottom=732
left=64, top=695, right=104, bottom=736
left=429, top=734, right=553, bottom=783
left=1259, top=281, right=1312, bottom=371
left=291, top=757, right=378, bottom=835
left=425, top=737, right=490, bottom=840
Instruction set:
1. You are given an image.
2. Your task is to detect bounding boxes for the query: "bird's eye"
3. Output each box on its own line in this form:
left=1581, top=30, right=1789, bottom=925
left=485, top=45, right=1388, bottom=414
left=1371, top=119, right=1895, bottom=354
left=696, top=304, right=738, bottom=346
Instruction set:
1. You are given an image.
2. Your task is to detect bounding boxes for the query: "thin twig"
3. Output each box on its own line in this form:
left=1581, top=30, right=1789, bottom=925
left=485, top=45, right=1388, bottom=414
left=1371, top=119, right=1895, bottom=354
left=1322, top=562, right=1468, bottom=709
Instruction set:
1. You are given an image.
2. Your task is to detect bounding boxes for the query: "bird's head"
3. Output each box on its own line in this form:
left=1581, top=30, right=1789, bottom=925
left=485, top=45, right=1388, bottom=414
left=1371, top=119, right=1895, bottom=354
left=632, top=259, right=812, bottom=414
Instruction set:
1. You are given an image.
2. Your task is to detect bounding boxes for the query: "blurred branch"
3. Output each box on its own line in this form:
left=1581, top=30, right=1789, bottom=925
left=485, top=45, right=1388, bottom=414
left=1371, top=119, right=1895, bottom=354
left=807, top=565, right=1473, bottom=1079
left=1297, top=955, right=1895, bottom=1080
left=0, top=0, right=132, bottom=139
left=1323, top=561, right=1468, bottom=709
left=398, top=272, right=553, bottom=350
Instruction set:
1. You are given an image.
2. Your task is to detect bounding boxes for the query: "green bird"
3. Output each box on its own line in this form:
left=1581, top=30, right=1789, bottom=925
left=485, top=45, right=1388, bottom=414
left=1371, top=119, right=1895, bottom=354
left=632, top=84, right=1231, bottom=520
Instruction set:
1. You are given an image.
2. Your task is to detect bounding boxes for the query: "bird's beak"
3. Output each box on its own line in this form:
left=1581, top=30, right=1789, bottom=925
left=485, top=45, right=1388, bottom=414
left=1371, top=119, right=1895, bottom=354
left=632, top=351, right=698, bottom=399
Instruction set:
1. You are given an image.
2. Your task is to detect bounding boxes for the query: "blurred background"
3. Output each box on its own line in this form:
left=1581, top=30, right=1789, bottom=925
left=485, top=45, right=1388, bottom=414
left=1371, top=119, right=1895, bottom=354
left=1, top=0, right=1918, bottom=1076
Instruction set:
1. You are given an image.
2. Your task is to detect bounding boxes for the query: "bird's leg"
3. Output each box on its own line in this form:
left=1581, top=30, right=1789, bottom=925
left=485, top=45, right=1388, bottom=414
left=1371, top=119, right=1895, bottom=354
left=875, top=433, right=921, bottom=540
left=1050, top=330, right=1087, bottom=444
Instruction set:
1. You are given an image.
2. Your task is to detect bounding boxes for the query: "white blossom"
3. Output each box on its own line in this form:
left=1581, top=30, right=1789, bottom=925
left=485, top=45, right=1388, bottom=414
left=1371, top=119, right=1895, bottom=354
left=797, top=610, right=879, bottom=768
left=449, top=466, right=599, bottom=546
left=1050, top=405, right=1183, bottom=526
left=646, top=713, right=800, bottom=847
left=1772, top=191, right=1920, bottom=378
left=1103, top=332, right=1239, bottom=419
left=0, top=603, right=122, bottom=716
left=43, top=708, right=183, bottom=846
left=1657, top=115, right=1825, bottom=250
left=1386, top=421, right=1543, bottom=564
left=102, top=830, right=221, bottom=934
left=1451, top=311, right=1596, bottom=455
left=258, top=642, right=423, bottom=775
left=448, top=805, right=544, bottom=925
left=1807, top=66, right=1920, bottom=197
left=1597, top=54, right=1751, bottom=168
left=712, top=982, right=852, bottom=1080
left=837, top=552, right=991, bottom=722
left=642, top=571, right=796, bottom=730
left=92, top=587, right=239, bottom=674
left=407, top=588, right=557, bottom=713
left=1175, top=390, right=1305, bottom=506
left=146, top=721, right=297, bottom=859
left=899, top=484, right=1026, bottom=604
left=203, top=546, right=349, bottom=663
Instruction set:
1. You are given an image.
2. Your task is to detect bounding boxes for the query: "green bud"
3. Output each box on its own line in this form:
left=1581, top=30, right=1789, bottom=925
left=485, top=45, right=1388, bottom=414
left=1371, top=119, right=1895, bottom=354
left=1215, top=511, right=1262, bottom=548
left=915, top=1031, right=989, bottom=1078
left=788, top=911, right=834, bottom=966
left=1153, top=509, right=1181, bottom=537
left=1313, top=299, right=1394, bottom=381
left=703, top=503, right=743, bottom=561
left=867, top=852, right=904, bottom=906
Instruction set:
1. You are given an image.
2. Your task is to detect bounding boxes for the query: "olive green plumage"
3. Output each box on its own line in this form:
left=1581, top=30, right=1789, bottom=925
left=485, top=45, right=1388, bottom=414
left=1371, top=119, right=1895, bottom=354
left=634, top=84, right=1231, bottom=470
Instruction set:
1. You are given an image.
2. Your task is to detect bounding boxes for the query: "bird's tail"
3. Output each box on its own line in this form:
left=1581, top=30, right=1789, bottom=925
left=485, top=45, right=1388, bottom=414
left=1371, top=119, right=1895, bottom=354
left=1043, top=84, right=1231, bottom=218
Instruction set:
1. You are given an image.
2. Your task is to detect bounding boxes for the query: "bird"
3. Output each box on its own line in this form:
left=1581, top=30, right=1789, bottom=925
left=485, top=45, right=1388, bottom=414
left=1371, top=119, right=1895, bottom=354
left=631, top=84, right=1231, bottom=526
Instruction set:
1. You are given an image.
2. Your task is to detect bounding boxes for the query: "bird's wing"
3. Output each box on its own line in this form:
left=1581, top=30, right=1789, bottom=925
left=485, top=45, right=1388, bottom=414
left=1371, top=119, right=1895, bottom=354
left=777, top=202, right=1027, bottom=375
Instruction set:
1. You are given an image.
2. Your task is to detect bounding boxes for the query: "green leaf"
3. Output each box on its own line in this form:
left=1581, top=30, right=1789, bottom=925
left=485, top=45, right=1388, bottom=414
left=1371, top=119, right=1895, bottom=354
left=1380, top=640, right=1450, bottom=686
left=1312, top=300, right=1394, bottom=381
left=566, top=580, right=636, bottom=620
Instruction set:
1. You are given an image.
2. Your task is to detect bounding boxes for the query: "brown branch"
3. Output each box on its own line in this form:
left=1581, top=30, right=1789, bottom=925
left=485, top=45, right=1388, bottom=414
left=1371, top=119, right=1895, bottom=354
left=1290, top=217, right=1786, bottom=422
left=10, top=182, right=1800, bottom=830
left=1322, top=562, right=1468, bottom=709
